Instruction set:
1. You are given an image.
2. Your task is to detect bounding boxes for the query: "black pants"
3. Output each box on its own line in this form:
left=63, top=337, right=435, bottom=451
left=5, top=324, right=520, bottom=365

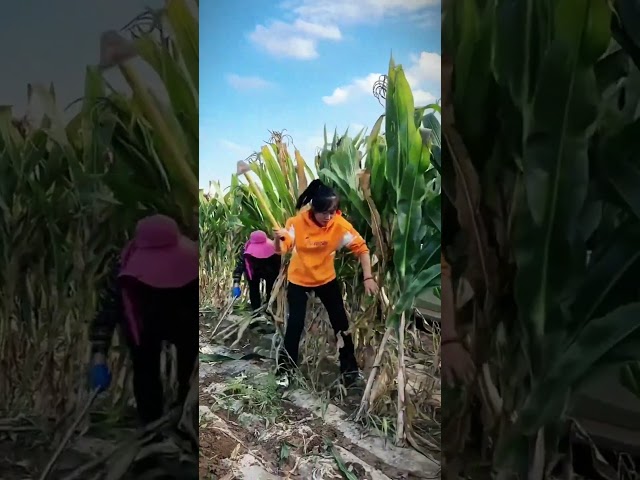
left=283, top=279, right=358, bottom=374
left=125, top=279, right=199, bottom=424
left=247, top=273, right=277, bottom=312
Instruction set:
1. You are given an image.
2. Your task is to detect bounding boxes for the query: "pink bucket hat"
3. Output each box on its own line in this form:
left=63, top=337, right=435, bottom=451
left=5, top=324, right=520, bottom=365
left=244, top=230, right=275, bottom=258
left=119, top=214, right=198, bottom=288
left=118, top=215, right=198, bottom=345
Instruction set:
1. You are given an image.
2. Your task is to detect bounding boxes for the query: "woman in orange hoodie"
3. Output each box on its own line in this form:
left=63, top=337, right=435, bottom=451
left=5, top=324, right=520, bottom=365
left=273, top=180, right=379, bottom=387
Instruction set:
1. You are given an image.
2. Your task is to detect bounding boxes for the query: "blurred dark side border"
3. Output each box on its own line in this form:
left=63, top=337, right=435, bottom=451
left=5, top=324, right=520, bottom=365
left=0, top=1, right=199, bottom=479
left=441, top=0, right=640, bottom=478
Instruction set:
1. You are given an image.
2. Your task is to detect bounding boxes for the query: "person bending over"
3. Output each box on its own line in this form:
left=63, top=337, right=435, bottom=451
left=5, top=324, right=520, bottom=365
left=89, top=214, right=199, bottom=425
left=232, top=230, right=281, bottom=312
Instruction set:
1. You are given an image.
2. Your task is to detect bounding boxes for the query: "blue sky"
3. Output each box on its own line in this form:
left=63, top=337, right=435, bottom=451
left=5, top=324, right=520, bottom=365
left=200, top=0, right=441, bottom=190
left=0, top=0, right=164, bottom=118
left=0, top=0, right=440, bottom=191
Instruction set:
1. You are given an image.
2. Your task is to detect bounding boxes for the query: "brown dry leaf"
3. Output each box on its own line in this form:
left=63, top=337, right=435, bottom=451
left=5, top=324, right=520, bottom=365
left=370, top=367, right=391, bottom=405
left=358, top=169, right=387, bottom=266
left=362, top=345, right=377, bottom=370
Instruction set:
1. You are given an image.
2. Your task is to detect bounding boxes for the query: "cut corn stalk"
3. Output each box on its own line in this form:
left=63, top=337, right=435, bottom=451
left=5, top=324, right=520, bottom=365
left=237, top=160, right=281, bottom=230
left=118, top=63, right=197, bottom=196
left=294, top=149, right=308, bottom=192
left=99, top=29, right=198, bottom=200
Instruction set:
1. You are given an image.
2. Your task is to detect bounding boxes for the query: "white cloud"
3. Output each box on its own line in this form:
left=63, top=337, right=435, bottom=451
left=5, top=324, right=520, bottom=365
left=322, top=87, right=350, bottom=106
left=226, top=74, right=273, bottom=90
left=405, top=52, right=441, bottom=86
left=251, top=0, right=437, bottom=60
left=413, top=89, right=437, bottom=105
left=294, top=20, right=342, bottom=40
left=282, top=0, right=440, bottom=25
left=322, top=52, right=440, bottom=107
left=301, top=134, right=325, bottom=157
left=248, top=19, right=342, bottom=60
left=218, top=139, right=255, bottom=159
left=323, top=73, right=383, bottom=105
left=409, top=10, right=439, bottom=28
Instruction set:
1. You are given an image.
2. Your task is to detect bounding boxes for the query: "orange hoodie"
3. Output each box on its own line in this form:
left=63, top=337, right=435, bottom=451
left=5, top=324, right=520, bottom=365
left=277, top=210, right=369, bottom=287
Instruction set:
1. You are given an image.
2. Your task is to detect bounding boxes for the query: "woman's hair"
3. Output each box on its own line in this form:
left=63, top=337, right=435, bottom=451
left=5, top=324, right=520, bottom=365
left=295, top=179, right=339, bottom=212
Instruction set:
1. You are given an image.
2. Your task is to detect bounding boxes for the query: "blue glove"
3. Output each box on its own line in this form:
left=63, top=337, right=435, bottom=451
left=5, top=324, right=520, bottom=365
left=232, top=286, right=241, bottom=299
left=90, top=363, right=112, bottom=392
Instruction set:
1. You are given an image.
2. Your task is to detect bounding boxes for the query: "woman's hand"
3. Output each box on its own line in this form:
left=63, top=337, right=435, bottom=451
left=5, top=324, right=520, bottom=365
left=273, top=228, right=288, bottom=240
left=363, top=277, right=378, bottom=295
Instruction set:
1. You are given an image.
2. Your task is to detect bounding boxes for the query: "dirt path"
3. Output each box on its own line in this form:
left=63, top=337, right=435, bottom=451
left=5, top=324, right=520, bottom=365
left=199, top=312, right=440, bottom=479
left=0, top=414, right=135, bottom=480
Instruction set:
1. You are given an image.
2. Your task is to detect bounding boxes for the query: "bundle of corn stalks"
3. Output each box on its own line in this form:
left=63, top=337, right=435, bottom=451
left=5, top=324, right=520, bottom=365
left=199, top=59, right=442, bottom=456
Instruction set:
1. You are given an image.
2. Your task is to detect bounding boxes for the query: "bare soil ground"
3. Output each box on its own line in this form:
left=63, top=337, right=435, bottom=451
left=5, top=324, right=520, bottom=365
left=199, top=311, right=440, bottom=479
left=0, top=414, right=134, bottom=480
left=0, top=389, right=197, bottom=479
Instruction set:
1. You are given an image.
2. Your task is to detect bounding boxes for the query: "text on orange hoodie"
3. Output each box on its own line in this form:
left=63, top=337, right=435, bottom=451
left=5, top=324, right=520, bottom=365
left=277, top=210, right=369, bottom=287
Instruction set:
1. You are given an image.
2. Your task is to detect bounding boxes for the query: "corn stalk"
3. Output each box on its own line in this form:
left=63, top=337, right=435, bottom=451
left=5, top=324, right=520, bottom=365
left=316, top=61, right=441, bottom=449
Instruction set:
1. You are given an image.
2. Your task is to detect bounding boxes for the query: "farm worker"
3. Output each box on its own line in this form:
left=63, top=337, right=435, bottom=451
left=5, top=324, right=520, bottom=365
left=440, top=252, right=475, bottom=386
left=273, top=179, right=379, bottom=387
left=88, top=214, right=199, bottom=425
left=231, top=230, right=282, bottom=312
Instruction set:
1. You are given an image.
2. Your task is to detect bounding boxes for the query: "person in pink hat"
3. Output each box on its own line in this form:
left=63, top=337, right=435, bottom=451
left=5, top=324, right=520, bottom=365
left=232, top=230, right=282, bottom=313
left=88, top=214, right=198, bottom=425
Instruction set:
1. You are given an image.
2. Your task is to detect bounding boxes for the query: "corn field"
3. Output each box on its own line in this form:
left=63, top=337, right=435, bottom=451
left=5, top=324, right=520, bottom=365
left=199, top=58, right=442, bottom=456
left=0, top=0, right=199, bottom=477
left=443, top=0, right=640, bottom=478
